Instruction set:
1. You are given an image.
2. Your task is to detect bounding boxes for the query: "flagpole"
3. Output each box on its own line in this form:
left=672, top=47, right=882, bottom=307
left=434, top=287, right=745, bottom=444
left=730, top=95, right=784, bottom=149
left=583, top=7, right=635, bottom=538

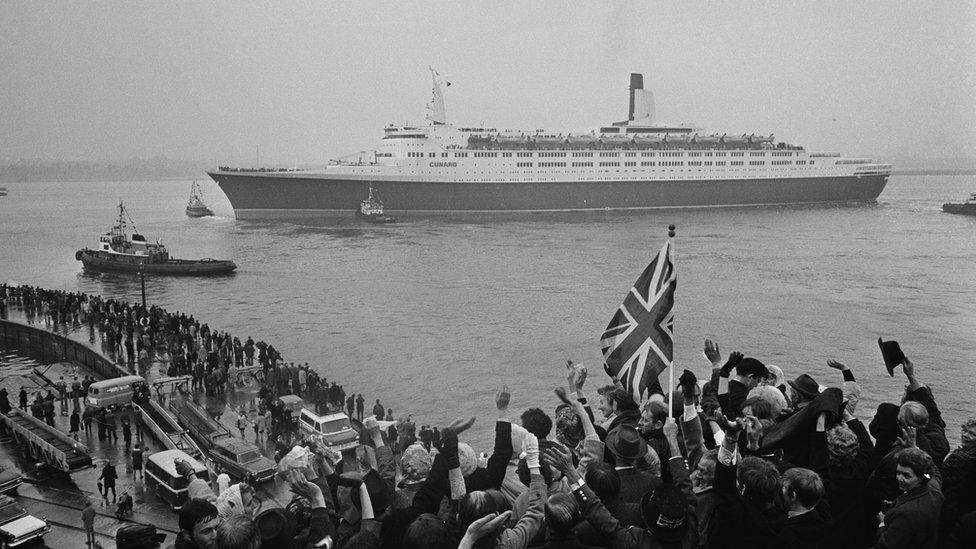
left=667, top=224, right=676, bottom=420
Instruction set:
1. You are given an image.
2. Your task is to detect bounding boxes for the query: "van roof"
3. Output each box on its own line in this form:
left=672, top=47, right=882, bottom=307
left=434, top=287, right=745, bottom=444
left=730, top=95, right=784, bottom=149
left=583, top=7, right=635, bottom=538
left=146, top=449, right=206, bottom=476
left=88, top=375, right=146, bottom=388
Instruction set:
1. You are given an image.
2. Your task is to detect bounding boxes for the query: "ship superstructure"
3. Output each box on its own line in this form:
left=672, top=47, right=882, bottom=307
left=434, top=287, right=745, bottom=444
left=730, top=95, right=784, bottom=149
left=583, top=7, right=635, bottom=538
left=209, top=71, right=891, bottom=217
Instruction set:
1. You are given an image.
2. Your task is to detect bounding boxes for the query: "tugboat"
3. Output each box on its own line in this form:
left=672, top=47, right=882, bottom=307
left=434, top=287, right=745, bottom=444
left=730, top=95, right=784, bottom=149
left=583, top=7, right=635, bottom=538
left=355, top=186, right=396, bottom=224
left=942, top=192, right=976, bottom=216
left=76, top=202, right=236, bottom=275
left=185, top=181, right=214, bottom=217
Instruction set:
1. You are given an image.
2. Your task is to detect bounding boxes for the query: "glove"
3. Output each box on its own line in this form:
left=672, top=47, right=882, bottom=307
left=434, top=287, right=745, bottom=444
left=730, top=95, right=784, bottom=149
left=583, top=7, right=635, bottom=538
left=719, top=352, right=743, bottom=378
left=440, top=427, right=460, bottom=470
left=523, top=432, right=539, bottom=470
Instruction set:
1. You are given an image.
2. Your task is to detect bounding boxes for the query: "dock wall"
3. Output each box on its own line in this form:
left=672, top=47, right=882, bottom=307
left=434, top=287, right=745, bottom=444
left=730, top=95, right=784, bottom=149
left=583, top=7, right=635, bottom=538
left=0, top=319, right=130, bottom=380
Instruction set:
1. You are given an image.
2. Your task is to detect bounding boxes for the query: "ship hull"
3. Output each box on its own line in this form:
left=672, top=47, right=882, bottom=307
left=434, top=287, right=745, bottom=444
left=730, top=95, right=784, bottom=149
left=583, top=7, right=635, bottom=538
left=186, top=206, right=214, bottom=218
left=942, top=204, right=976, bottom=216
left=76, top=250, right=236, bottom=275
left=208, top=171, right=890, bottom=219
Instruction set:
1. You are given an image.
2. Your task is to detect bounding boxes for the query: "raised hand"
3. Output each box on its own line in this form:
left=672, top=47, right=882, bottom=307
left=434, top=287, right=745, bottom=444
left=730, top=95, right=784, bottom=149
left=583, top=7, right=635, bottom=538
left=570, top=365, right=588, bottom=392
left=704, top=339, right=722, bottom=365
left=826, top=359, right=848, bottom=371
left=542, top=442, right=575, bottom=478
left=554, top=386, right=572, bottom=406
left=287, top=469, right=326, bottom=508
left=495, top=385, right=511, bottom=411
left=362, top=417, right=381, bottom=440
left=902, top=357, right=915, bottom=379
left=743, top=415, right=763, bottom=449
left=896, top=425, right=917, bottom=449
left=460, top=511, right=513, bottom=548
left=721, top=351, right=743, bottom=374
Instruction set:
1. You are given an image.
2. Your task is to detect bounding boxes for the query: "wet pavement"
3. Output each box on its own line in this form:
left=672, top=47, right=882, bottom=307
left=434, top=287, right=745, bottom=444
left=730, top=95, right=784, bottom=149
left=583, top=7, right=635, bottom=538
left=0, top=307, right=296, bottom=547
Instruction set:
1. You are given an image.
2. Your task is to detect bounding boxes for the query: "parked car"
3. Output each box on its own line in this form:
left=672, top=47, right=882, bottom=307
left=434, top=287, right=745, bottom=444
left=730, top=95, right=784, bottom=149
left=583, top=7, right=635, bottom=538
left=0, top=469, right=22, bottom=495
left=298, top=410, right=359, bottom=452
left=209, top=438, right=275, bottom=484
left=0, top=495, right=50, bottom=548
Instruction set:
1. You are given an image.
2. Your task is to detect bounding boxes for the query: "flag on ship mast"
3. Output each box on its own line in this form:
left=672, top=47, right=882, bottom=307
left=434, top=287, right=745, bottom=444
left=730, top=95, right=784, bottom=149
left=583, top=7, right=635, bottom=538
left=600, top=236, right=676, bottom=403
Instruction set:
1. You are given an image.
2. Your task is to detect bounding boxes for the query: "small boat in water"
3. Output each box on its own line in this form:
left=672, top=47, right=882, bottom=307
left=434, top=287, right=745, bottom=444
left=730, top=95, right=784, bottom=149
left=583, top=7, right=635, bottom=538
left=0, top=187, right=7, bottom=196
left=186, top=181, right=214, bottom=217
left=942, top=192, right=976, bottom=216
left=356, top=186, right=396, bottom=224
left=76, top=202, right=236, bottom=275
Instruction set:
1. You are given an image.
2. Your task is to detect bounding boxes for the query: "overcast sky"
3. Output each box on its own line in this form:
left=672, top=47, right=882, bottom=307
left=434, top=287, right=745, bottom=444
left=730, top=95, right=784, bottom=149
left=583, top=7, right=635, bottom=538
left=2, top=1, right=974, bottom=165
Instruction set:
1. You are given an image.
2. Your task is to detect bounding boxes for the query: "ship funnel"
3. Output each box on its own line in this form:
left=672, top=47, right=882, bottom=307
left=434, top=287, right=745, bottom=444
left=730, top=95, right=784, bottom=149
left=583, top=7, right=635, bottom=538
left=628, top=73, right=655, bottom=124
left=628, top=73, right=643, bottom=121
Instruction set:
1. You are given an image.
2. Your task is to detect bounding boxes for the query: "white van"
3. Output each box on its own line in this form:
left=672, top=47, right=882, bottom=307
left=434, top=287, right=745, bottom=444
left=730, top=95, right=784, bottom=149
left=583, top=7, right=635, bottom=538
left=297, top=410, right=359, bottom=451
left=86, top=375, right=146, bottom=408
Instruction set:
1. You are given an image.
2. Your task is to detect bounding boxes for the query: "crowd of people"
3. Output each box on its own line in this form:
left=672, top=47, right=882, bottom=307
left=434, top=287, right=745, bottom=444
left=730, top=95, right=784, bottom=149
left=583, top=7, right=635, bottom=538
left=3, top=284, right=976, bottom=549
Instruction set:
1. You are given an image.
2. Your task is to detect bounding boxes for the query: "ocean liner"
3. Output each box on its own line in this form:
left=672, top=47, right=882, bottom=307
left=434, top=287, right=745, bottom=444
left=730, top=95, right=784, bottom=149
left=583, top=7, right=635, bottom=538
left=208, top=72, right=891, bottom=218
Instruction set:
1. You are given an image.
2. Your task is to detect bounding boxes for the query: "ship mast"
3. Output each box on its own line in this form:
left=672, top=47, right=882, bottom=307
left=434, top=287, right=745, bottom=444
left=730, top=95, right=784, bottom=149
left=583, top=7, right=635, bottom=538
left=425, top=67, right=448, bottom=125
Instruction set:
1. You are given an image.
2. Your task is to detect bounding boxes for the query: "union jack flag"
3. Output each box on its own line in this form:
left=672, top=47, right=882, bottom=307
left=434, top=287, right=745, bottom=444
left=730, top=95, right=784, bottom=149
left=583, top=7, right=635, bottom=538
left=600, top=240, right=675, bottom=402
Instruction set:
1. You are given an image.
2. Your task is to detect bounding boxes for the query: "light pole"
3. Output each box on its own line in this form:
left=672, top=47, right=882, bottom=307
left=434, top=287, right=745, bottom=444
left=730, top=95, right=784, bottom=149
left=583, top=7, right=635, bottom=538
left=139, top=270, right=146, bottom=308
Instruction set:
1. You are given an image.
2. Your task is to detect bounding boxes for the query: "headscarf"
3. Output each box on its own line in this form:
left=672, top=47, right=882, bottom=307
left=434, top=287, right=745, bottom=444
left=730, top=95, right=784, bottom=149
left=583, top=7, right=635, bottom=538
left=554, top=404, right=584, bottom=449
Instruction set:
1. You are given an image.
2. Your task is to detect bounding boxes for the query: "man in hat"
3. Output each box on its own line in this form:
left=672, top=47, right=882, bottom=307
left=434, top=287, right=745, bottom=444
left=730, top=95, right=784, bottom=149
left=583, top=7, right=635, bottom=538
left=115, top=522, right=166, bottom=549
left=604, top=424, right=661, bottom=503
left=786, top=373, right=822, bottom=412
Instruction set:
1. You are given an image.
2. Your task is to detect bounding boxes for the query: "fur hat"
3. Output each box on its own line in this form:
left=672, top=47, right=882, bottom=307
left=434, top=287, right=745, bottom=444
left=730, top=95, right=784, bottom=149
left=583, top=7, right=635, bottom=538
left=826, top=424, right=859, bottom=465
left=747, top=385, right=788, bottom=418
left=457, top=442, right=479, bottom=477
left=399, top=443, right=432, bottom=483
left=255, top=507, right=297, bottom=545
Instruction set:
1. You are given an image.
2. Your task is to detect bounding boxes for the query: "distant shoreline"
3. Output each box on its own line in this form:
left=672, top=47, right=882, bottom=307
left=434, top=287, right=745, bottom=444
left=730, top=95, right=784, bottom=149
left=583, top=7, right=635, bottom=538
left=0, top=175, right=203, bottom=183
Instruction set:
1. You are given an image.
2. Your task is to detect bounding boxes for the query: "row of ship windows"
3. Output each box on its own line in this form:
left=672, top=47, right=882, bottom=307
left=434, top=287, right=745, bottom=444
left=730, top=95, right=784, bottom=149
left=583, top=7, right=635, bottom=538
left=406, top=151, right=801, bottom=159
left=502, top=160, right=815, bottom=168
